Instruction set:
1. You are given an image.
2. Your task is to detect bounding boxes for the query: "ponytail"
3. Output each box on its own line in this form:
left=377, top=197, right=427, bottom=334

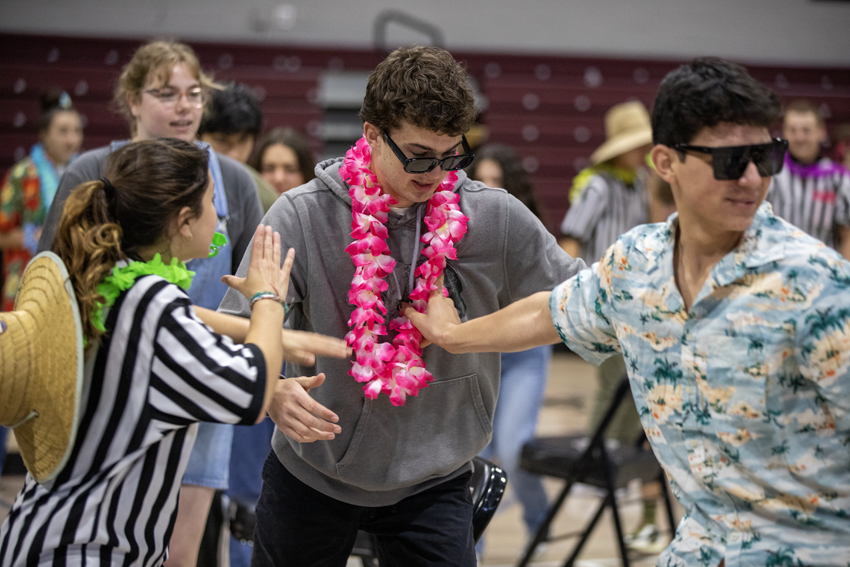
left=52, top=180, right=123, bottom=345
left=51, top=138, right=209, bottom=344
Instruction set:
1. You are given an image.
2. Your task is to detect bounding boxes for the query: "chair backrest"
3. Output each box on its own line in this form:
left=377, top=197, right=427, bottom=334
left=520, top=374, right=661, bottom=488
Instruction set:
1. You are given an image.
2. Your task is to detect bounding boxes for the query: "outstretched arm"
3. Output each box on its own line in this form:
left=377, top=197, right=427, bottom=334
left=194, top=307, right=350, bottom=366
left=402, top=289, right=561, bottom=354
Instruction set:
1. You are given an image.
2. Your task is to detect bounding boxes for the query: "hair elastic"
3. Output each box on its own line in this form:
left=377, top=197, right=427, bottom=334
left=100, top=177, right=115, bottom=199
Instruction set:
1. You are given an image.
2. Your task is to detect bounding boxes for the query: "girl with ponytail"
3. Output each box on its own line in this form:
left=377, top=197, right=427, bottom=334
left=0, top=138, right=338, bottom=565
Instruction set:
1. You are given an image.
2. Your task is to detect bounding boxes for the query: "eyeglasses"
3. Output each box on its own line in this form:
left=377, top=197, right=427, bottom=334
left=143, top=87, right=206, bottom=108
left=674, top=138, right=788, bottom=180
left=383, top=131, right=475, bottom=174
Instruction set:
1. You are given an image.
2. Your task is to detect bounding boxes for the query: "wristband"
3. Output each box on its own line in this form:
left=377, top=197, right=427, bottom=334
left=249, top=291, right=283, bottom=310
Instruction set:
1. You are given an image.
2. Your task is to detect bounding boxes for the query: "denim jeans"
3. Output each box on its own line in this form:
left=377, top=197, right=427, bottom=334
left=251, top=453, right=477, bottom=567
left=182, top=422, right=234, bottom=489
left=480, top=346, right=551, bottom=535
left=228, top=418, right=275, bottom=567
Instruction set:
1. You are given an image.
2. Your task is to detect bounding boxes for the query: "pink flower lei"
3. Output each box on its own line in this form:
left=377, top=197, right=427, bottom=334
left=341, top=136, right=469, bottom=406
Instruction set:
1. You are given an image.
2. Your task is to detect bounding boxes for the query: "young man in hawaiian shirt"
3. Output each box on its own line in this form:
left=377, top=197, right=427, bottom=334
left=407, top=57, right=850, bottom=566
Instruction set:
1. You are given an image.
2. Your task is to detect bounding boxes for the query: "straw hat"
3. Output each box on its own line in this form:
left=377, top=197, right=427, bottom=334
left=0, top=252, right=84, bottom=483
left=589, top=101, right=654, bottom=165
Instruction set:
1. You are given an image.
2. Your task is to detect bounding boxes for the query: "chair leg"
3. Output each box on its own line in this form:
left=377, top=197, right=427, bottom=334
left=516, top=480, right=575, bottom=567
left=602, top=460, right=631, bottom=567
left=561, top=497, right=608, bottom=567
left=607, top=491, right=631, bottom=567
left=659, top=470, right=677, bottom=538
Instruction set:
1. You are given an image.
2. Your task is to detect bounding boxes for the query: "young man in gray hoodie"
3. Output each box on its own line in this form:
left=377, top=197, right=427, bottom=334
left=219, top=46, right=584, bottom=565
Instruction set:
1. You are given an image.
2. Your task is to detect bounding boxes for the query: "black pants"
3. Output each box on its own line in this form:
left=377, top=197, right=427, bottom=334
left=251, top=453, right=477, bottom=567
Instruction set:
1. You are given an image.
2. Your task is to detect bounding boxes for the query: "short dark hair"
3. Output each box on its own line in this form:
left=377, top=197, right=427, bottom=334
left=784, top=99, right=824, bottom=127
left=652, top=57, right=781, bottom=148
left=248, top=127, right=316, bottom=184
left=38, top=88, right=79, bottom=133
left=198, top=82, right=263, bottom=138
left=360, top=46, right=477, bottom=137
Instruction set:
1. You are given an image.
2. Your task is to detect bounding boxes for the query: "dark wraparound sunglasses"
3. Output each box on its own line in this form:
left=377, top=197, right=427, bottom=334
left=383, top=131, right=475, bottom=173
left=674, top=138, right=788, bottom=180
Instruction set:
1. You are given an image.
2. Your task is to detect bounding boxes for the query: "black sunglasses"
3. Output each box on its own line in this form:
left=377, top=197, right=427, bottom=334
left=673, top=138, right=788, bottom=180
left=383, top=131, right=475, bottom=174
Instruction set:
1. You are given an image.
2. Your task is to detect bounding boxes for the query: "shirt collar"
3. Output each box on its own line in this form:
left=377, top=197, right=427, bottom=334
left=638, top=202, right=786, bottom=284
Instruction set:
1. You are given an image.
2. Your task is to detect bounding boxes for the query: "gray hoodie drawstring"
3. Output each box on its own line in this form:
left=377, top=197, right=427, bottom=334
left=409, top=205, right=423, bottom=295
left=389, top=204, right=424, bottom=302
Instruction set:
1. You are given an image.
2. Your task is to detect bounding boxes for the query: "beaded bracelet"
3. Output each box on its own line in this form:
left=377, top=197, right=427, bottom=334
left=249, top=291, right=285, bottom=312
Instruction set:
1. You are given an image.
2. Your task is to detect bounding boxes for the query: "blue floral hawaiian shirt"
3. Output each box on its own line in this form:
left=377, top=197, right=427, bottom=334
left=550, top=203, right=850, bottom=567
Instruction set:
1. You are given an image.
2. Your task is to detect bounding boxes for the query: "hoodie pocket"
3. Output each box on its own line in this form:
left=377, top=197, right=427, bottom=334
left=335, top=373, right=492, bottom=491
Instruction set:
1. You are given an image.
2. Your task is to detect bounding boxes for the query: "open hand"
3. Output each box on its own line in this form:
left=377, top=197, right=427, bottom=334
left=222, top=225, right=293, bottom=303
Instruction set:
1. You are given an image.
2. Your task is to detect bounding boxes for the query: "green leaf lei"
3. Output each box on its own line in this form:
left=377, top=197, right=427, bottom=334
left=91, top=254, right=195, bottom=333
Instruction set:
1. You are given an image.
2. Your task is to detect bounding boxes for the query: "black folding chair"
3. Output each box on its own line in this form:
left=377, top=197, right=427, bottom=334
left=516, top=376, right=676, bottom=567
left=224, top=455, right=507, bottom=567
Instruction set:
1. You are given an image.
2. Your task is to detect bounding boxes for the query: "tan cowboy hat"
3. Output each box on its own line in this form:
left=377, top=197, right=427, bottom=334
left=589, top=100, right=654, bottom=165
left=0, top=252, right=84, bottom=483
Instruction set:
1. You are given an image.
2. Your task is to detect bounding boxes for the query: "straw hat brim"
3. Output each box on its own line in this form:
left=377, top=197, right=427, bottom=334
left=590, top=128, right=654, bottom=166
left=1, top=252, right=84, bottom=483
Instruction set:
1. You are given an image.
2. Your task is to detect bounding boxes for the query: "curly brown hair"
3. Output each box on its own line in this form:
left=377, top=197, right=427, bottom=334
left=360, top=46, right=477, bottom=137
left=52, top=139, right=209, bottom=344
left=113, top=40, right=220, bottom=137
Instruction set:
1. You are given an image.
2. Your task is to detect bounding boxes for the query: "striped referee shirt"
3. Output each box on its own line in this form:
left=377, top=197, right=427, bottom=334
left=560, top=172, right=647, bottom=264
left=0, top=275, right=266, bottom=567
left=766, top=154, right=850, bottom=249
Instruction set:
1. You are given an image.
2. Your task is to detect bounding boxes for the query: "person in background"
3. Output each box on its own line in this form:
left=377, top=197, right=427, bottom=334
left=766, top=100, right=850, bottom=259
left=198, top=82, right=278, bottom=213
left=830, top=123, right=850, bottom=171
left=0, top=138, right=295, bottom=565
left=200, top=94, right=317, bottom=567
left=558, top=100, right=662, bottom=552
left=466, top=144, right=551, bottom=554
left=559, top=100, right=652, bottom=264
left=0, top=89, right=83, bottom=311
left=36, top=40, right=267, bottom=567
left=248, top=126, right=315, bottom=196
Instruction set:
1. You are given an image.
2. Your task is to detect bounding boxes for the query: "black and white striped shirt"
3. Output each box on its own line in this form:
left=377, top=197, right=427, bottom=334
left=766, top=154, right=850, bottom=249
left=560, top=172, right=648, bottom=264
left=0, top=275, right=266, bottom=567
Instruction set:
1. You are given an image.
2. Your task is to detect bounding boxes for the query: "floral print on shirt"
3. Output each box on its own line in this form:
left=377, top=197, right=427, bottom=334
left=550, top=203, right=850, bottom=567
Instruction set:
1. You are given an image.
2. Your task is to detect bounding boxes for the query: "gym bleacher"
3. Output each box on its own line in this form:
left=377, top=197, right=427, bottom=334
left=2, top=32, right=849, bottom=233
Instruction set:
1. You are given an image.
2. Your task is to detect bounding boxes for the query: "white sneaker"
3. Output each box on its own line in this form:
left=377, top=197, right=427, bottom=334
left=626, top=524, right=666, bottom=555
